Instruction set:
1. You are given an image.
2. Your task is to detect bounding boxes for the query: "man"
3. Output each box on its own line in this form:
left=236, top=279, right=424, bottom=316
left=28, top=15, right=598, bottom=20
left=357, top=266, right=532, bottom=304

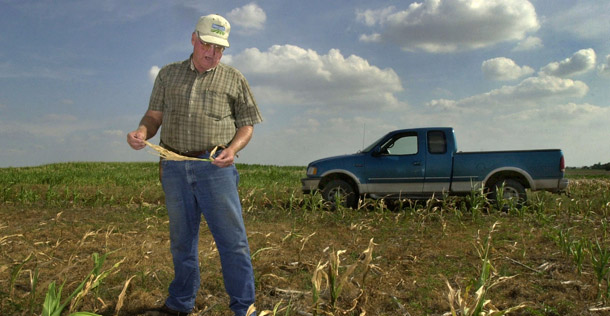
left=127, top=14, right=262, bottom=316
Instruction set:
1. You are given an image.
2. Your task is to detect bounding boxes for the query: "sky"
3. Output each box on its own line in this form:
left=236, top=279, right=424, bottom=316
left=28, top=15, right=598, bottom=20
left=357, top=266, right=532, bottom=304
left=1, top=0, right=609, bottom=168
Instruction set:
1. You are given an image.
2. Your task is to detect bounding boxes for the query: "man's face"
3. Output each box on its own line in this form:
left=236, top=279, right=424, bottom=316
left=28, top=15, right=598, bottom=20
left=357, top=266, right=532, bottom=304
left=191, top=32, right=224, bottom=72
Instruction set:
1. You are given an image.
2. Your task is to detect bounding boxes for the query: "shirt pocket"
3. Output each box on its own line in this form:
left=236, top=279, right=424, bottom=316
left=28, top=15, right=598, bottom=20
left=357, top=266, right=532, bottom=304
left=202, top=89, right=233, bottom=121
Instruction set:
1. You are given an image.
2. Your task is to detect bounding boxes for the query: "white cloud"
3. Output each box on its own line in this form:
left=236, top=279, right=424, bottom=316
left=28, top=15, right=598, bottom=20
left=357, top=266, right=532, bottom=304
left=599, top=54, right=610, bottom=78
left=425, top=98, right=458, bottom=111
left=422, top=74, right=606, bottom=163
left=512, top=36, right=543, bottom=52
left=149, top=66, right=160, bottom=83
left=227, top=45, right=404, bottom=111
left=482, top=57, right=534, bottom=81
left=357, top=0, right=539, bottom=53
left=547, top=102, right=608, bottom=121
left=227, top=3, right=266, bottom=33
left=356, top=6, right=396, bottom=26
left=539, top=48, right=596, bottom=77
left=359, top=33, right=381, bottom=43
left=427, top=75, right=589, bottom=113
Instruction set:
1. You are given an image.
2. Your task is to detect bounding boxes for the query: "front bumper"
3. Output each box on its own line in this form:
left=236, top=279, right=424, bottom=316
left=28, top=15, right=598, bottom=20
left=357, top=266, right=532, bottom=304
left=301, top=178, right=321, bottom=194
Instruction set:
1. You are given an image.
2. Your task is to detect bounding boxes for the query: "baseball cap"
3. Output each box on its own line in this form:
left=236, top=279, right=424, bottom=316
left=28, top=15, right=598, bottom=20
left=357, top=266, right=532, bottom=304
left=195, top=14, right=230, bottom=48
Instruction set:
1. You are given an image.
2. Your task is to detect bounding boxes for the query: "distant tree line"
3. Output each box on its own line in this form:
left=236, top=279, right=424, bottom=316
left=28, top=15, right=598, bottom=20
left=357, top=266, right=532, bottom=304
left=566, top=162, right=610, bottom=170
left=583, top=162, right=610, bottom=171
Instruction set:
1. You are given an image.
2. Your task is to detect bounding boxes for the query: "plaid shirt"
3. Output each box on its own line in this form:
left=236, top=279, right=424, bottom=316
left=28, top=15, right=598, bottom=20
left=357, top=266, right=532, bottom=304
left=148, top=57, right=262, bottom=153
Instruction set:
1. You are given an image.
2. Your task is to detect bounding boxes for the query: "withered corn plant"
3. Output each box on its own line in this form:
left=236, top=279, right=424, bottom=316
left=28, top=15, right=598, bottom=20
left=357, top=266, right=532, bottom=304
left=42, top=252, right=123, bottom=316
left=309, top=238, right=376, bottom=315
left=445, top=222, right=527, bottom=316
left=591, top=240, right=610, bottom=300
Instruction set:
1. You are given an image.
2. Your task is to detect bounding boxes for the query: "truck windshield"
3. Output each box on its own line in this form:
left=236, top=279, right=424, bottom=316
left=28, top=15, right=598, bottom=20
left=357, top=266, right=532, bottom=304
left=361, top=134, right=387, bottom=153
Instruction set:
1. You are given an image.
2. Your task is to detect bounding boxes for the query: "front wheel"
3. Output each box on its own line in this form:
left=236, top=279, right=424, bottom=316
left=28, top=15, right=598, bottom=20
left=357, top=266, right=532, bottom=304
left=322, top=179, right=358, bottom=209
left=488, top=179, right=527, bottom=210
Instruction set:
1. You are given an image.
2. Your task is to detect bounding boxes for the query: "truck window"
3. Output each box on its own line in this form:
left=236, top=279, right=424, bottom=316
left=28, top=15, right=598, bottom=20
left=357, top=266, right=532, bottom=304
left=428, top=131, right=447, bottom=154
left=380, top=133, right=418, bottom=155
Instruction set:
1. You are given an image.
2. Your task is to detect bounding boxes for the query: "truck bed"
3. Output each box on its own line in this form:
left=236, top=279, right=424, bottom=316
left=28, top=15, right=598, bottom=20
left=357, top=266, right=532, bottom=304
left=451, top=149, right=566, bottom=192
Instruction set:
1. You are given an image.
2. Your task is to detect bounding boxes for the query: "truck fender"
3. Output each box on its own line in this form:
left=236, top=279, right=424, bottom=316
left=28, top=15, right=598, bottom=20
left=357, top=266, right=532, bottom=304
left=318, top=169, right=363, bottom=194
left=483, top=167, right=534, bottom=190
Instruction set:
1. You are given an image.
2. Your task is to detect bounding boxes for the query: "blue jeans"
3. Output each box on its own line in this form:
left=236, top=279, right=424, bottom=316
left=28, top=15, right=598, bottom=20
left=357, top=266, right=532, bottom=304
left=160, top=159, right=255, bottom=316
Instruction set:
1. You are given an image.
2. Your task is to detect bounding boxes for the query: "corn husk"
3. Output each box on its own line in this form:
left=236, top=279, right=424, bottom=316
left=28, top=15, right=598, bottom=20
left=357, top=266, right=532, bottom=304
left=143, top=140, right=216, bottom=162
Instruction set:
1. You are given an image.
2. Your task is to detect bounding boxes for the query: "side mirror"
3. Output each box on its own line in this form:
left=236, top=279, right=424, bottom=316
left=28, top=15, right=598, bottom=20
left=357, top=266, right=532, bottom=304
left=371, top=148, right=382, bottom=157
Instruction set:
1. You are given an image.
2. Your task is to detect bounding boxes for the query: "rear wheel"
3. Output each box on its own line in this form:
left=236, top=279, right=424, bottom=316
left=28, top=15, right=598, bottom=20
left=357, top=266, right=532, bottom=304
left=322, top=179, right=358, bottom=209
left=488, top=179, right=526, bottom=210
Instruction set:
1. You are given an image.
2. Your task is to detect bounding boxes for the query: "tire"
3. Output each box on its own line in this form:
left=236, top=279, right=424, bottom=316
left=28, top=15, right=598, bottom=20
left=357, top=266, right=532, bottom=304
left=322, top=179, right=358, bottom=209
left=488, top=179, right=526, bottom=210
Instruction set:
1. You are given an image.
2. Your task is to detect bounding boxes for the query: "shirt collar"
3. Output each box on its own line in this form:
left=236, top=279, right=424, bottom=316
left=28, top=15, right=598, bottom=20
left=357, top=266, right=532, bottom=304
left=189, top=55, right=215, bottom=73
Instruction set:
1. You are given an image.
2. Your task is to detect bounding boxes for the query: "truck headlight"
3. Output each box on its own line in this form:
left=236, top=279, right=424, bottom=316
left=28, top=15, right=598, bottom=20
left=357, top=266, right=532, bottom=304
left=307, top=166, right=317, bottom=176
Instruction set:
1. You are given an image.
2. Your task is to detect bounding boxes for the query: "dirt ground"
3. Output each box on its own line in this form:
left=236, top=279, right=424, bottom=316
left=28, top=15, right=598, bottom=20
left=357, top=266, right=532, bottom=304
left=2, top=196, right=607, bottom=316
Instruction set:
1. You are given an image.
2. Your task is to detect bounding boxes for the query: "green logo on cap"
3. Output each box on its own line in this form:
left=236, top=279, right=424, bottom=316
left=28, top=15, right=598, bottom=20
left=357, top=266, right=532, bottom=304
left=211, top=23, right=226, bottom=36
left=211, top=29, right=225, bottom=36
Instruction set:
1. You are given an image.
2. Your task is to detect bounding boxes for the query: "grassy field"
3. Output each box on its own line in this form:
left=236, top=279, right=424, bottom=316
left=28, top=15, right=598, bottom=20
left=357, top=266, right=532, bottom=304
left=1, top=163, right=609, bottom=315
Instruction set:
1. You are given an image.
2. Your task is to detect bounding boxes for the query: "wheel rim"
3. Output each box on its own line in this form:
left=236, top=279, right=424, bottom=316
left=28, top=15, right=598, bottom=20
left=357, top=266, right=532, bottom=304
left=329, top=187, right=347, bottom=199
left=503, top=186, right=520, bottom=200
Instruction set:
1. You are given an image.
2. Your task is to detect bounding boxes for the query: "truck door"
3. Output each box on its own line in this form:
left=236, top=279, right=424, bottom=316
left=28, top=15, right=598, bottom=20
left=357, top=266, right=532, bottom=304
left=424, top=130, right=453, bottom=193
left=363, top=131, right=425, bottom=195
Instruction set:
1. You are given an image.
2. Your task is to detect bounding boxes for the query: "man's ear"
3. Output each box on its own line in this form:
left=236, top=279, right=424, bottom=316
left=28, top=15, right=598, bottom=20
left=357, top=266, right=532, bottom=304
left=191, top=32, right=197, bottom=47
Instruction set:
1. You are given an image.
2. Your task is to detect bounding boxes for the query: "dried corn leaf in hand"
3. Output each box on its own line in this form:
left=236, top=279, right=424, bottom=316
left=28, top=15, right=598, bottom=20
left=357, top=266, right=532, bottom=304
left=143, top=140, right=214, bottom=162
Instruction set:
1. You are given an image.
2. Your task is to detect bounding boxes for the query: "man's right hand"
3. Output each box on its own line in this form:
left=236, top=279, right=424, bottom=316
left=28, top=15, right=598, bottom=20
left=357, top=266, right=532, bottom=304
left=127, top=110, right=163, bottom=150
left=127, top=130, right=147, bottom=150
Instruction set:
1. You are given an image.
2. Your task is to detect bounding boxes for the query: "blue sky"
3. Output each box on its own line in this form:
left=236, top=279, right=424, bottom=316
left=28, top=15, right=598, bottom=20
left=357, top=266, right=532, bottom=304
left=1, top=0, right=608, bottom=168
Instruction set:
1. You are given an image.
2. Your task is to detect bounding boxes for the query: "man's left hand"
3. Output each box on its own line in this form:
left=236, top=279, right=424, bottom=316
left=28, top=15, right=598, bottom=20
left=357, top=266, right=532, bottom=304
left=212, top=148, right=235, bottom=168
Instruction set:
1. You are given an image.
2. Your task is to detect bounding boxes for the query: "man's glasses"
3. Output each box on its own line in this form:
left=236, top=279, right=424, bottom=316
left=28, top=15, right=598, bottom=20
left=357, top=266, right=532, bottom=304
left=196, top=32, right=225, bottom=54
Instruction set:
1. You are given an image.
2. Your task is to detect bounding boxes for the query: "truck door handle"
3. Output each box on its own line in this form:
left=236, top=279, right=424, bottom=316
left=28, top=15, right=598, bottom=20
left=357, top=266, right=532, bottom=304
left=413, top=161, right=421, bottom=166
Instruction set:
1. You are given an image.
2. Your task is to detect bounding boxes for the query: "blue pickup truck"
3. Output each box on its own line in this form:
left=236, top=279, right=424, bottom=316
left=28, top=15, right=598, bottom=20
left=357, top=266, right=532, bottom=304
left=301, top=127, right=568, bottom=208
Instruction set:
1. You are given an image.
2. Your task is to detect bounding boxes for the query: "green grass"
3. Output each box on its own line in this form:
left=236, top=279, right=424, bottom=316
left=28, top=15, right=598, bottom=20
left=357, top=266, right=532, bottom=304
left=0, top=163, right=303, bottom=208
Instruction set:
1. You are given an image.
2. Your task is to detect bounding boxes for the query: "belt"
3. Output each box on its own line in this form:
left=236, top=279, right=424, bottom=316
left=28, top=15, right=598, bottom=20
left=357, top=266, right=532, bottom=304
left=161, top=142, right=216, bottom=158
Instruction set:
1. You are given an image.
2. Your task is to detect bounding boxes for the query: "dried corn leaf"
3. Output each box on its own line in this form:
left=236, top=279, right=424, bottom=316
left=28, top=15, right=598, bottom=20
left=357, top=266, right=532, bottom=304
left=144, top=140, right=214, bottom=162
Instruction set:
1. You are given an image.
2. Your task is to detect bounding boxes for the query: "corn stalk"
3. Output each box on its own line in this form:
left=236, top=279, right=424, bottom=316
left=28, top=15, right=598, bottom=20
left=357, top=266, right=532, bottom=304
left=42, top=252, right=122, bottom=316
left=445, top=222, right=527, bottom=315
left=310, top=238, right=376, bottom=315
